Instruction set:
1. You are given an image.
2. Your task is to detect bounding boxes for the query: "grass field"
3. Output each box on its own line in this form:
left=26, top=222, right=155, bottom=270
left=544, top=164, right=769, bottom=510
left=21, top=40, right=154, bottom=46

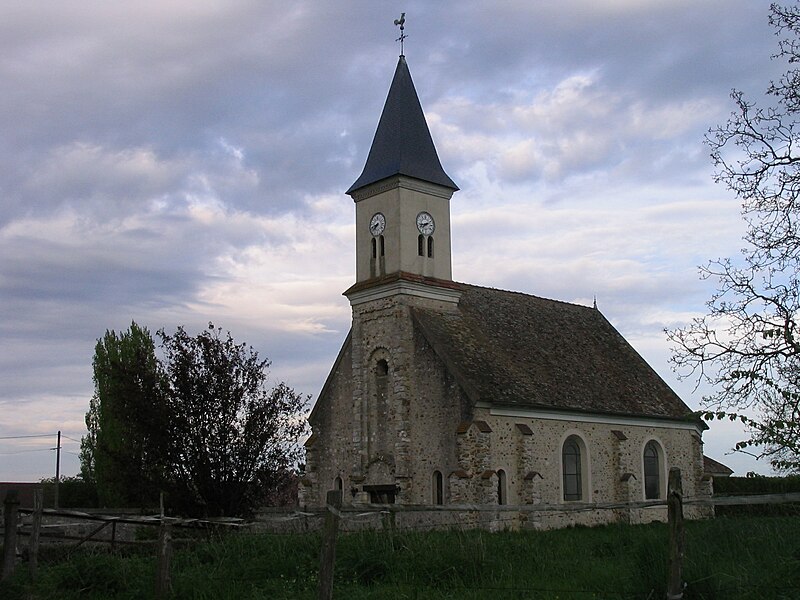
left=2, top=515, right=799, bottom=599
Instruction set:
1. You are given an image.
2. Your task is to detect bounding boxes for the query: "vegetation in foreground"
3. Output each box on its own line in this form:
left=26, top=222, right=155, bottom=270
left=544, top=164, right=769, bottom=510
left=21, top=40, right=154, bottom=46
left=81, top=321, right=308, bottom=517
left=2, top=516, right=799, bottom=599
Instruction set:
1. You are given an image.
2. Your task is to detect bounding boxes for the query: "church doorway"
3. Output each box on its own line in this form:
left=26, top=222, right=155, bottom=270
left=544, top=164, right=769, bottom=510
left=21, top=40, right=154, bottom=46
left=363, top=484, right=397, bottom=504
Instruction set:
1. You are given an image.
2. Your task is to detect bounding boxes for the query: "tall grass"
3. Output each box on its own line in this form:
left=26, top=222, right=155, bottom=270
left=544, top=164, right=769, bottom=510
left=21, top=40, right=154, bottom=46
left=2, top=516, right=799, bottom=599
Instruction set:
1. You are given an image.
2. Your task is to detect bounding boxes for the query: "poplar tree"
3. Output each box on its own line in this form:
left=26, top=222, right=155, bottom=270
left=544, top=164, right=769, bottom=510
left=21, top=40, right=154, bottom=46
left=81, top=322, right=167, bottom=506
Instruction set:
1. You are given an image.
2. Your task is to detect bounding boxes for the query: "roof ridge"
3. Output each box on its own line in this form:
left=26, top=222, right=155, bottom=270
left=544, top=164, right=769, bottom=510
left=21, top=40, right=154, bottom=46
left=455, top=280, right=597, bottom=312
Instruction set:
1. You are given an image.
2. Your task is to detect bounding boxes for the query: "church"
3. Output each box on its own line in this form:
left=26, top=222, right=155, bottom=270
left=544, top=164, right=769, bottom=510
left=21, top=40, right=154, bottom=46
left=300, top=52, right=712, bottom=528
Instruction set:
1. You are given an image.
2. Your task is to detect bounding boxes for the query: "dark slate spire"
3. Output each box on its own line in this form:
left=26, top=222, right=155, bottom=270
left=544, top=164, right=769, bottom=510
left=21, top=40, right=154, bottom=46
left=347, top=56, right=458, bottom=195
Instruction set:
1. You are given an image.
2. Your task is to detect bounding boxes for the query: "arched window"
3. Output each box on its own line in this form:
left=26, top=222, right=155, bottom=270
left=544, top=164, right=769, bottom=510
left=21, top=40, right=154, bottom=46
left=367, top=356, right=391, bottom=459
left=334, top=476, right=343, bottom=492
left=427, top=236, right=434, bottom=258
left=418, top=234, right=424, bottom=256
left=644, top=441, right=662, bottom=500
left=379, top=235, right=385, bottom=257
left=432, top=470, right=444, bottom=505
left=562, top=436, right=583, bottom=501
left=497, top=469, right=507, bottom=505
left=371, top=237, right=377, bottom=259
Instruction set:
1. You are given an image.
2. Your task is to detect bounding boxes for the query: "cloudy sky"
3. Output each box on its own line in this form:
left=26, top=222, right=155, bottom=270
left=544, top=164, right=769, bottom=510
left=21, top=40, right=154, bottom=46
left=1, top=0, right=787, bottom=481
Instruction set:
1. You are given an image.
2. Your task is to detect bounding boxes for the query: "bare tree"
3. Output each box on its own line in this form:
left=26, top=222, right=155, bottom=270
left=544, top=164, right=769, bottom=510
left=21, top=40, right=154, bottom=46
left=669, top=3, right=800, bottom=472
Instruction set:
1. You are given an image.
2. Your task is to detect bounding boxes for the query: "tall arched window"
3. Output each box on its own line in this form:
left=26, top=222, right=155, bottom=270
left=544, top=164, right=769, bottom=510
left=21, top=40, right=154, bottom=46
left=379, top=235, right=385, bottom=257
left=432, top=470, right=444, bottom=505
left=644, top=441, right=662, bottom=500
left=418, top=234, right=424, bottom=256
left=562, top=436, right=583, bottom=501
left=368, top=357, right=390, bottom=458
left=427, top=236, right=434, bottom=258
left=497, top=469, right=507, bottom=505
left=371, top=237, right=377, bottom=259
left=334, top=476, right=343, bottom=492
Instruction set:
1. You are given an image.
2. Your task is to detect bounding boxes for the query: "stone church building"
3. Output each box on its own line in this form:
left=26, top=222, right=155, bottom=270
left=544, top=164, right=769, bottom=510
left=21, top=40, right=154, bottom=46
left=300, top=54, right=711, bottom=527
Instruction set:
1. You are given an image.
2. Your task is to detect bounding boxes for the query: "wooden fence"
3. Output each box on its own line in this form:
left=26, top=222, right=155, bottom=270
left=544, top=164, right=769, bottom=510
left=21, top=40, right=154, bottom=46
left=3, top=468, right=800, bottom=600
left=0, top=489, right=244, bottom=598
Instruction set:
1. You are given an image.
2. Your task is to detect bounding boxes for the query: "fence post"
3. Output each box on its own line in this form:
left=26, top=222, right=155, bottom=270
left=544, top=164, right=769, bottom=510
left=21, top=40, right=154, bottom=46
left=2, top=490, right=20, bottom=582
left=29, top=488, right=43, bottom=580
left=318, top=490, right=343, bottom=600
left=154, top=519, right=173, bottom=599
left=666, top=467, right=685, bottom=600
left=381, top=508, right=396, bottom=552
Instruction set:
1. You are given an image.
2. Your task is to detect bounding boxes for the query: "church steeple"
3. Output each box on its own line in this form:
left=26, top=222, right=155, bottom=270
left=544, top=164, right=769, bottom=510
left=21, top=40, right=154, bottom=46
left=347, top=54, right=458, bottom=289
left=347, top=56, right=458, bottom=195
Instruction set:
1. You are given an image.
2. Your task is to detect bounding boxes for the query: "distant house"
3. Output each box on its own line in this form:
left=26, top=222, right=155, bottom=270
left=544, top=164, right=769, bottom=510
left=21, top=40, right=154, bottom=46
left=300, top=54, right=713, bottom=528
left=704, top=455, right=734, bottom=478
left=0, top=482, right=44, bottom=507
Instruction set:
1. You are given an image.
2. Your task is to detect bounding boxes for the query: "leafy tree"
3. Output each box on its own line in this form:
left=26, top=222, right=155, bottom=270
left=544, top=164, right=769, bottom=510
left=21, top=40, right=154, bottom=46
left=81, top=322, right=168, bottom=507
left=158, top=324, right=308, bottom=516
left=82, top=322, right=308, bottom=516
left=669, top=3, right=800, bottom=472
left=40, top=476, right=98, bottom=509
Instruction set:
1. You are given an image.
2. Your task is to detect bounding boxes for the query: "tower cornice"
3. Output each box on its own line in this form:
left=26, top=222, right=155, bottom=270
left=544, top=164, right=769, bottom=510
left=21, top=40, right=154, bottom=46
left=349, top=175, right=456, bottom=203
left=344, top=271, right=462, bottom=305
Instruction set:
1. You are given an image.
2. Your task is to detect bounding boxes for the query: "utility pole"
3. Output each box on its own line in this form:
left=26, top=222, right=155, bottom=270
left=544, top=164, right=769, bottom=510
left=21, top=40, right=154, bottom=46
left=54, top=430, right=61, bottom=509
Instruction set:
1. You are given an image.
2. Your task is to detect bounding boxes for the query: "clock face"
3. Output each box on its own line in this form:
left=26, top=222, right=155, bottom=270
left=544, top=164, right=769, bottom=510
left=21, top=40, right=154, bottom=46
left=416, top=211, right=435, bottom=235
left=369, top=212, right=386, bottom=236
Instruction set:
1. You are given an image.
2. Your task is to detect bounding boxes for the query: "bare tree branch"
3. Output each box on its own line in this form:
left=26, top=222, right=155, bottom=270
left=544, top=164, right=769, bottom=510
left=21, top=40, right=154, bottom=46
left=668, top=3, right=800, bottom=472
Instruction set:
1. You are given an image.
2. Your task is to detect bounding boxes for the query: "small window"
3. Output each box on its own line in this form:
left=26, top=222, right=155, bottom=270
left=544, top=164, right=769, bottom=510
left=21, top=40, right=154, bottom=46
left=432, top=470, right=444, bottom=505
left=497, top=469, right=507, bottom=505
left=418, top=234, right=424, bottom=256
left=380, top=235, right=385, bottom=257
left=562, top=437, right=582, bottom=501
left=427, top=236, right=434, bottom=258
left=371, top=237, right=377, bottom=259
left=334, top=476, right=343, bottom=492
left=644, top=441, right=661, bottom=500
left=375, top=359, right=389, bottom=376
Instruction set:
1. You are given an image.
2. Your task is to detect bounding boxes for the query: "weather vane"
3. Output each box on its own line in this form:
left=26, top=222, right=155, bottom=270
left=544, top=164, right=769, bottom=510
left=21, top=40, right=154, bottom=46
left=394, top=13, right=407, bottom=56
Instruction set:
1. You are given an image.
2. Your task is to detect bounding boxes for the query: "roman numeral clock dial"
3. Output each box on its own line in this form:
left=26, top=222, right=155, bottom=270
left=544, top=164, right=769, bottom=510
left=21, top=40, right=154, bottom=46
left=416, top=211, right=435, bottom=235
left=369, top=212, right=386, bottom=236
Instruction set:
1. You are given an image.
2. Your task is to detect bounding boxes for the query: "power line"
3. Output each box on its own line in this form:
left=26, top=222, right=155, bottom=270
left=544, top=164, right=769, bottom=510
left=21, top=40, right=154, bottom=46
left=0, top=448, right=55, bottom=455
left=0, top=433, right=82, bottom=446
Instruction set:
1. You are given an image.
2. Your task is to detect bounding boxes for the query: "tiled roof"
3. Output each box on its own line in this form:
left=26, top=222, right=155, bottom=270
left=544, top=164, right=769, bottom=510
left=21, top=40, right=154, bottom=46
left=703, top=455, right=734, bottom=476
left=411, top=283, right=696, bottom=421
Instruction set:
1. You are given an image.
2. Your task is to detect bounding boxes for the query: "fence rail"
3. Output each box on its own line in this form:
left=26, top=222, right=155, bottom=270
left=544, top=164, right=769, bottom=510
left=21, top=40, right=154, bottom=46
left=252, top=491, right=800, bottom=523
left=3, top=472, right=800, bottom=599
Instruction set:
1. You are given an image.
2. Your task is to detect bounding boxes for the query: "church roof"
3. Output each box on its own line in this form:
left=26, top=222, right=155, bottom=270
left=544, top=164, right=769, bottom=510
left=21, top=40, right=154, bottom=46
left=347, top=56, right=458, bottom=195
left=411, top=282, right=696, bottom=422
left=703, top=455, right=734, bottom=476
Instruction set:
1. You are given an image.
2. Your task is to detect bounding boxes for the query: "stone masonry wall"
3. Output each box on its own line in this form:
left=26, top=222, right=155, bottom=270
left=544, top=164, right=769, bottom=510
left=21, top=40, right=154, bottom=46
left=453, top=409, right=711, bottom=528
left=302, top=339, right=355, bottom=507
left=303, top=290, right=712, bottom=530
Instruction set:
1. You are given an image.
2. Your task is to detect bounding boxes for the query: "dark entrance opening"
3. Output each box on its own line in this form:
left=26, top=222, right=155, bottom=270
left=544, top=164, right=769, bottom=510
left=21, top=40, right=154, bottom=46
left=363, top=484, right=397, bottom=504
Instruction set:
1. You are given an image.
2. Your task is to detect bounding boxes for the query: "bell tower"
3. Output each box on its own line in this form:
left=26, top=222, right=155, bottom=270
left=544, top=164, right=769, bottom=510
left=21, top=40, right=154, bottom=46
left=340, top=51, right=461, bottom=500
left=347, top=55, right=458, bottom=285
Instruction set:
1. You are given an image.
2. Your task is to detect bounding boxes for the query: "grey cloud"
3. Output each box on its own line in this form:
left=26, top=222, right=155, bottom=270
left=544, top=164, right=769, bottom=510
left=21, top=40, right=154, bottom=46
left=0, top=0, right=780, bottom=478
